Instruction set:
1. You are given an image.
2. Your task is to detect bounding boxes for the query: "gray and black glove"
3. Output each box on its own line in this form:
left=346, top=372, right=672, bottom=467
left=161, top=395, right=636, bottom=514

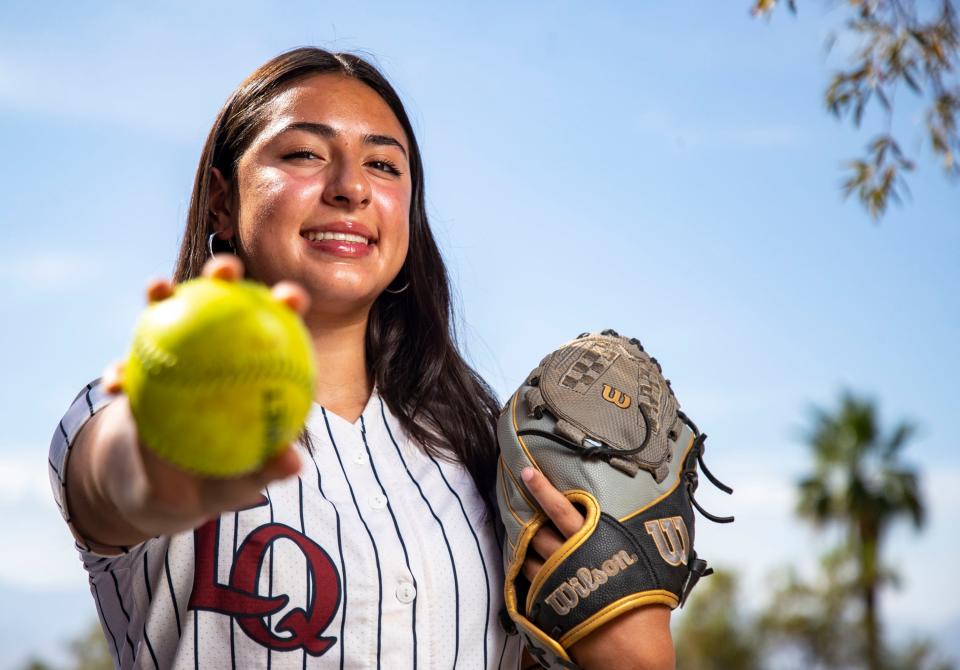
left=496, top=330, right=734, bottom=669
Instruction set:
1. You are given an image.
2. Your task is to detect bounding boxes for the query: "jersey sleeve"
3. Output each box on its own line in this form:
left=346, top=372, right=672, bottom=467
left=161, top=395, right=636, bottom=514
left=48, top=378, right=129, bottom=557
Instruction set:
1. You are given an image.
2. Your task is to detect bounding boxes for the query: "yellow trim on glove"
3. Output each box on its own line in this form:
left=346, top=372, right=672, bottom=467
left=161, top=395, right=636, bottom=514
left=502, top=453, right=538, bottom=513
left=498, top=458, right=527, bottom=526
left=558, top=590, right=679, bottom=649
left=503, top=504, right=571, bottom=662
left=618, top=431, right=696, bottom=523
left=511, top=390, right=541, bottom=470
left=526, top=490, right=602, bottom=614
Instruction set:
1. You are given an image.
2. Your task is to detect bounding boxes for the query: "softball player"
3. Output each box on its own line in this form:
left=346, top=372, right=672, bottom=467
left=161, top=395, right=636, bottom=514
left=49, top=47, right=674, bottom=670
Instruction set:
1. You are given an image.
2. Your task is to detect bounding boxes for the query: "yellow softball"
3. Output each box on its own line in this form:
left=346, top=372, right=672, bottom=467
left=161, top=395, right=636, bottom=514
left=123, top=277, right=315, bottom=477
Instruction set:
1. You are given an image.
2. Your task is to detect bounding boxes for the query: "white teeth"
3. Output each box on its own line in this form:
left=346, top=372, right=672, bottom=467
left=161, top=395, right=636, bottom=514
left=304, top=231, right=370, bottom=244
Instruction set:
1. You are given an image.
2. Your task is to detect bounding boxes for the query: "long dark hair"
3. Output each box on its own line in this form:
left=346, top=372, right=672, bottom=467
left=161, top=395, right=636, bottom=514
left=174, top=47, right=501, bottom=507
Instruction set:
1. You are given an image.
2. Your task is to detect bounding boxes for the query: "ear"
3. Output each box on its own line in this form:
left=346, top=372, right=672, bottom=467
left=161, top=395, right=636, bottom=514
left=208, top=167, right=236, bottom=241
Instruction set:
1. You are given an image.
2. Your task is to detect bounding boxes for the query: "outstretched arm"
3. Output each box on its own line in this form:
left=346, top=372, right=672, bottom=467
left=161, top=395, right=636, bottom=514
left=59, top=256, right=305, bottom=553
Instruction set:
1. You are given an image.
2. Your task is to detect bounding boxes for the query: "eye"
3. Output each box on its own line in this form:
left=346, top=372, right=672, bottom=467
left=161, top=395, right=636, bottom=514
left=368, top=159, right=403, bottom=176
left=283, top=150, right=321, bottom=161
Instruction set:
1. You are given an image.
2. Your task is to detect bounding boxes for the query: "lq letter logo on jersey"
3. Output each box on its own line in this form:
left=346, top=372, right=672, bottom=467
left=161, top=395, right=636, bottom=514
left=189, top=496, right=342, bottom=656
left=643, top=516, right=689, bottom=567
left=544, top=549, right=639, bottom=616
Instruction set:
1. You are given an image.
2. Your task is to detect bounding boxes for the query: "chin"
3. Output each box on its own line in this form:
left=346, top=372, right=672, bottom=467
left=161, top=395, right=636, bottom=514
left=307, top=277, right=385, bottom=312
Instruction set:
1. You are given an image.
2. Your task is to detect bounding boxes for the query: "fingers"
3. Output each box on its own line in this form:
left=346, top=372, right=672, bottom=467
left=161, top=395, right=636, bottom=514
left=522, top=553, right=544, bottom=582
left=146, top=443, right=303, bottom=524
left=146, top=254, right=244, bottom=307
left=219, top=445, right=302, bottom=496
left=202, top=254, right=244, bottom=281
left=519, top=468, right=587, bottom=585
left=145, top=278, right=173, bottom=303
left=521, top=467, right=584, bottom=538
left=271, top=280, right=311, bottom=316
left=213, top=446, right=302, bottom=511
left=523, top=523, right=564, bottom=583
left=258, top=444, right=302, bottom=482
left=102, top=361, right=126, bottom=394
left=529, top=524, right=564, bottom=560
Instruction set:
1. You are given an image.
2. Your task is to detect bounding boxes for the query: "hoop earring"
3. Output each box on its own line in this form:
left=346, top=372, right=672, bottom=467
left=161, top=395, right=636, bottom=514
left=207, top=232, right=236, bottom=258
left=385, top=277, right=409, bottom=294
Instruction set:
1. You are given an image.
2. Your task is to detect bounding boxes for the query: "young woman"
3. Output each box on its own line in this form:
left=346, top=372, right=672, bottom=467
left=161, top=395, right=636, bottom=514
left=48, top=48, right=674, bottom=669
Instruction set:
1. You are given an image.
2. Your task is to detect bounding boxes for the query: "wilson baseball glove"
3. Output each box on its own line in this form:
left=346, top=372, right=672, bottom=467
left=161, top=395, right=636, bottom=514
left=496, top=330, right=733, bottom=669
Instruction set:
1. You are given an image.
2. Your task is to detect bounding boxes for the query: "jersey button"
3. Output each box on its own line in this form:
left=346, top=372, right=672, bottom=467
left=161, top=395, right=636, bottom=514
left=395, top=581, right=416, bottom=604
left=354, top=452, right=369, bottom=465
left=370, top=493, right=387, bottom=510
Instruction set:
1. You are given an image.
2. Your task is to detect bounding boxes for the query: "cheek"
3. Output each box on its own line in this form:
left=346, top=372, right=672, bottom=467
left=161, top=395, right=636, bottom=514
left=373, top=182, right=412, bottom=253
left=241, top=170, right=320, bottom=239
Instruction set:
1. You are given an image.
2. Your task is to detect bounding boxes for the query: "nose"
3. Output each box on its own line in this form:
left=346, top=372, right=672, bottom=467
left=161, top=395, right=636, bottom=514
left=321, top=157, right=371, bottom=210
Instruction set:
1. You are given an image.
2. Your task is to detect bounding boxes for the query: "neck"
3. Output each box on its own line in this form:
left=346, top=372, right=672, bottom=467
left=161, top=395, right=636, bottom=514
left=305, top=308, right=372, bottom=423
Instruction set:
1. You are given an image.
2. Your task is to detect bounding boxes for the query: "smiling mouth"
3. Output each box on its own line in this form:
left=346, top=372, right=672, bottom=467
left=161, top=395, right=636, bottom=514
left=301, top=231, right=371, bottom=245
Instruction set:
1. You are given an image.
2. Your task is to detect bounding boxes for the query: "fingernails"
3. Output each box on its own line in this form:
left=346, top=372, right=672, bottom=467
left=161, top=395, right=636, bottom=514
left=203, top=255, right=244, bottom=281
left=102, top=362, right=125, bottom=394
left=521, top=467, right=535, bottom=482
left=145, top=279, right=173, bottom=304
left=272, top=281, right=310, bottom=314
left=267, top=446, right=301, bottom=479
left=209, top=263, right=237, bottom=280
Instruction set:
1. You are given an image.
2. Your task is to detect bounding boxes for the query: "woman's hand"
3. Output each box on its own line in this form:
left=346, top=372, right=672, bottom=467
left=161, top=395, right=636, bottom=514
left=66, top=255, right=307, bottom=552
left=520, top=467, right=676, bottom=670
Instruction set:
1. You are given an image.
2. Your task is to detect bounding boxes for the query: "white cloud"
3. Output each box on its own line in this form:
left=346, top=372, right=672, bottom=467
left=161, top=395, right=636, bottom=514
left=631, top=109, right=802, bottom=149
left=925, top=468, right=960, bottom=509
left=0, top=9, right=268, bottom=143
left=0, top=449, right=88, bottom=588
left=715, top=124, right=803, bottom=148
left=0, top=251, right=104, bottom=291
left=692, top=464, right=832, bottom=611
left=0, top=47, right=211, bottom=140
left=0, top=499, right=89, bottom=589
left=882, top=468, right=960, bottom=627
left=0, top=450, right=52, bottom=504
left=675, top=456, right=960, bottom=632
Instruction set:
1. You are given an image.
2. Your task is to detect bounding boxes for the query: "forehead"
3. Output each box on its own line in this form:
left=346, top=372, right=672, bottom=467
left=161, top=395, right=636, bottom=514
left=256, top=73, right=408, bottom=147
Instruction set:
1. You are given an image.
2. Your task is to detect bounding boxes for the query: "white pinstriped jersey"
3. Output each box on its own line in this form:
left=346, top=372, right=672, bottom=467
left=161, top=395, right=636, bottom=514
left=49, top=381, right=523, bottom=669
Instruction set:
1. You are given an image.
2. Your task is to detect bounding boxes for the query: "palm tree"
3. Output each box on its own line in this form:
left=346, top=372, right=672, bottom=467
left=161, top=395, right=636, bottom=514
left=797, top=392, right=925, bottom=670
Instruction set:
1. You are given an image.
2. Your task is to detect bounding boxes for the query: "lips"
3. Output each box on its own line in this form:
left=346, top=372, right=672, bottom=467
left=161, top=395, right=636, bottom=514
left=300, top=221, right=376, bottom=258
left=300, top=221, right=376, bottom=243
left=303, top=230, right=370, bottom=244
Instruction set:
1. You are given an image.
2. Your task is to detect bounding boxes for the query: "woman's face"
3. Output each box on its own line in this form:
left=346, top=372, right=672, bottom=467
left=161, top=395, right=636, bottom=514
left=218, top=74, right=412, bottom=316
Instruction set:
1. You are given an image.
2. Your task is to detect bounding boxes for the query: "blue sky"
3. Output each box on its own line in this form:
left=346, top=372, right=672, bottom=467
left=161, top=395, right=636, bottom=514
left=1, top=1, right=957, bottom=666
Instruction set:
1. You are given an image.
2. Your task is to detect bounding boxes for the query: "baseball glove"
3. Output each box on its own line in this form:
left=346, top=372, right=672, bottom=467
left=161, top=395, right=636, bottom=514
left=496, top=330, right=733, bottom=669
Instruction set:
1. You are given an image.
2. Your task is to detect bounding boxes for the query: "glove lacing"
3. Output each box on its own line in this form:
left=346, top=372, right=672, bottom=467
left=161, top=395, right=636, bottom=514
left=677, top=409, right=734, bottom=523
left=675, top=409, right=734, bottom=605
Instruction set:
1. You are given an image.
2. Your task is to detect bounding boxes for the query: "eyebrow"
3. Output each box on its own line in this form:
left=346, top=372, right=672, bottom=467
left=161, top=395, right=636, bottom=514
left=278, top=121, right=408, bottom=159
